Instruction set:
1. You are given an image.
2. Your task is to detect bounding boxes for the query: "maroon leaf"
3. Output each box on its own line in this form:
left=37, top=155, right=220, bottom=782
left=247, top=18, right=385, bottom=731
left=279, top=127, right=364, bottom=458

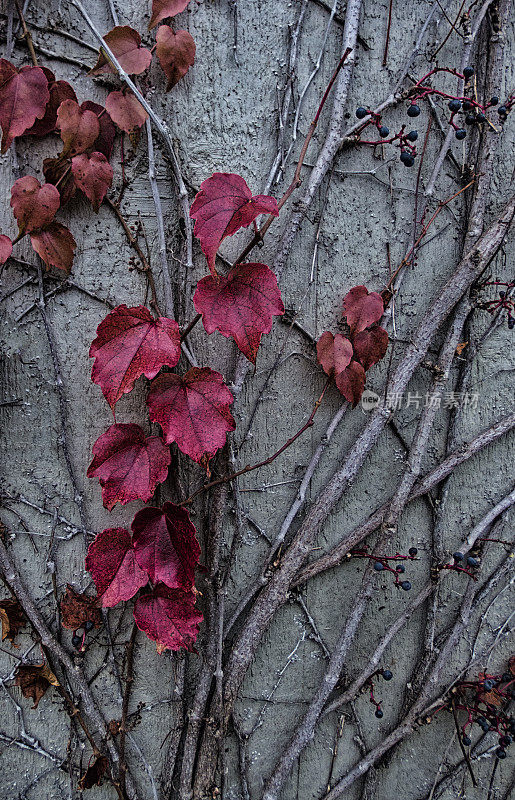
left=24, top=68, right=77, bottom=138
left=316, top=331, right=353, bottom=377
left=14, top=663, right=59, bottom=709
left=105, top=90, right=148, bottom=137
left=85, top=528, right=148, bottom=608
left=89, top=305, right=181, bottom=410
left=0, top=234, right=12, bottom=264
left=147, top=367, right=236, bottom=464
left=335, top=360, right=366, bottom=406
left=56, top=99, right=100, bottom=158
left=190, top=173, right=279, bottom=276
left=10, top=176, right=60, bottom=235
left=81, top=101, right=116, bottom=159
left=352, top=324, right=388, bottom=370
left=149, top=0, right=191, bottom=29
left=59, top=585, right=102, bottom=630
left=30, top=222, right=76, bottom=273
left=131, top=502, right=200, bottom=589
left=134, top=585, right=202, bottom=652
left=78, top=756, right=109, bottom=791
left=71, top=151, right=113, bottom=212
left=87, top=423, right=171, bottom=510
left=0, top=598, right=26, bottom=645
left=90, top=26, right=153, bottom=76
left=0, top=60, right=50, bottom=152
left=43, top=156, right=77, bottom=206
left=156, top=25, right=195, bottom=90
left=342, top=285, right=384, bottom=334
left=193, top=262, right=284, bottom=362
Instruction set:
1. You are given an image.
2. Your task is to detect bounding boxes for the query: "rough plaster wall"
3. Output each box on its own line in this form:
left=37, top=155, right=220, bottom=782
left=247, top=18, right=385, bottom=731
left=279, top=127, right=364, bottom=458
left=0, top=1, right=513, bottom=799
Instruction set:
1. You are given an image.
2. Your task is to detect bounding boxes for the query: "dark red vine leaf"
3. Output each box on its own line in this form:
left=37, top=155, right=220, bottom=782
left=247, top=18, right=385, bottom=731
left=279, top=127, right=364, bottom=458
left=14, top=663, right=59, bottom=709
left=342, top=285, right=384, bottom=334
left=131, top=502, right=200, bottom=589
left=352, top=324, right=389, bottom=371
left=0, top=597, right=26, bottom=645
left=190, top=173, right=279, bottom=276
left=105, top=90, right=148, bottom=138
left=156, top=25, right=195, bottom=90
left=147, top=367, right=236, bottom=464
left=30, top=222, right=76, bottom=274
left=133, top=585, right=202, bottom=653
left=10, top=175, right=60, bottom=235
left=24, top=68, right=77, bottom=138
left=193, top=262, right=284, bottom=363
left=86, top=528, right=148, bottom=608
left=57, top=99, right=100, bottom=158
left=316, top=331, right=353, bottom=377
left=59, top=585, right=102, bottom=630
left=71, top=152, right=114, bottom=212
left=0, top=234, right=12, bottom=265
left=81, top=101, right=116, bottom=159
left=89, top=305, right=181, bottom=411
left=87, top=423, right=171, bottom=510
left=0, top=60, right=50, bottom=152
left=43, top=156, right=77, bottom=205
left=149, top=0, right=191, bottom=29
left=78, top=756, right=109, bottom=791
left=335, top=360, right=366, bottom=407
left=90, top=26, right=153, bottom=76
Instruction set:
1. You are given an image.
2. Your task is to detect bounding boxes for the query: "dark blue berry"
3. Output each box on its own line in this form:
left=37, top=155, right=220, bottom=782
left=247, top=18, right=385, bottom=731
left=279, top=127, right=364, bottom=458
left=496, top=748, right=507, bottom=759
left=400, top=152, right=415, bottom=166
left=406, top=130, right=418, bottom=142
left=375, top=708, right=384, bottom=719
left=453, top=552, right=464, bottom=561
left=484, top=679, right=494, bottom=691
left=448, top=99, right=461, bottom=112
left=476, top=716, right=487, bottom=728
left=407, top=104, right=421, bottom=117
left=476, top=113, right=486, bottom=123
left=498, top=105, right=507, bottom=115
left=455, top=128, right=466, bottom=140
left=381, top=669, right=393, bottom=681
left=500, top=735, right=512, bottom=747
left=409, top=547, right=418, bottom=557
left=465, top=114, right=476, bottom=125
left=463, top=66, right=474, bottom=80
left=379, top=125, right=389, bottom=137
left=356, top=107, right=368, bottom=119
left=508, top=318, right=515, bottom=330
left=72, top=634, right=82, bottom=648
left=462, top=735, right=472, bottom=746
left=462, top=100, right=473, bottom=111
left=400, top=581, right=412, bottom=591
left=374, top=561, right=385, bottom=571
left=396, top=564, right=405, bottom=573
left=84, top=620, right=94, bottom=632
left=490, top=96, right=499, bottom=106
left=500, top=291, right=506, bottom=299
left=467, top=556, right=479, bottom=568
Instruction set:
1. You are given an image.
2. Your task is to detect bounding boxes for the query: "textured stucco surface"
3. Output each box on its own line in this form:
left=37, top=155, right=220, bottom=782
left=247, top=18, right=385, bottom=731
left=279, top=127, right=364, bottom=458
left=0, top=1, right=514, bottom=799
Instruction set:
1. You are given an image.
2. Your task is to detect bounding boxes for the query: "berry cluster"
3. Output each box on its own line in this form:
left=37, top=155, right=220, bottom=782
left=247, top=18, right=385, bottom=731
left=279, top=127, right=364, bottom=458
left=348, top=546, right=418, bottom=590
left=355, top=106, right=418, bottom=167
left=71, top=619, right=95, bottom=651
left=364, top=667, right=394, bottom=719
left=477, top=279, right=515, bottom=329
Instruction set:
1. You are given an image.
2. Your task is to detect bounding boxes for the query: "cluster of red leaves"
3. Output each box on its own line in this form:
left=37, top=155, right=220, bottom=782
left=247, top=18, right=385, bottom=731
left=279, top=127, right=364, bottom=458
left=317, top=286, right=388, bottom=406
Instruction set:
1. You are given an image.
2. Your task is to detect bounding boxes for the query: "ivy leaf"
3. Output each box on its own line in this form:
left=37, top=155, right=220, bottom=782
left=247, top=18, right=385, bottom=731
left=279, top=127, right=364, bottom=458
left=316, top=331, right=353, bottom=377
left=0, top=60, right=50, bottom=152
left=56, top=99, right=100, bottom=158
left=131, top=502, right=200, bottom=589
left=30, top=222, right=76, bottom=274
left=71, top=152, right=113, bottom=212
left=10, top=176, right=60, bottom=235
left=190, top=173, right=279, bottom=276
left=0, top=598, right=26, bottom=645
left=89, top=305, right=181, bottom=410
left=81, top=101, right=116, bottom=159
left=87, top=423, right=171, bottom=510
left=156, top=25, right=195, bottom=90
left=59, top=585, right=102, bottom=630
left=342, top=285, right=384, bottom=334
left=335, top=360, right=366, bottom=407
left=14, top=663, right=59, bottom=709
left=193, top=262, right=284, bottom=363
left=85, top=528, right=148, bottom=608
left=0, top=234, right=12, bottom=265
left=147, top=367, right=235, bottom=464
left=149, top=0, right=191, bottom=29
left=105, top=90, right=148, bottom=138
left=90, top=26, right=153, bottom=76
left=78, top=757, right=109, bottom=791
left=134, top=585, right=202, bottom=653
left=352, top=325, right=389, bottom=370
left=24, top=68, right=77, bottom=137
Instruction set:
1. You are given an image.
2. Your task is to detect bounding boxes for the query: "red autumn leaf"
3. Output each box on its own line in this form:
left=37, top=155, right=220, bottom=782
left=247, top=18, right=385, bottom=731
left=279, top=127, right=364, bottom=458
left=86, top=528, right=148, bottom=608
left=352, top=324, right=389, bottom=371
left=59, top=585, right=102, bottom=630
left=0, top=60, right=50, bottom=153
left=134, top=585, right=202, bottom=652
left=57, top=99, right=100, bottom=158
left=78, top=756, right=109, bottom=790
left=156, top=25, right=195, bottom=90
left=71, top=152, right=113, bottom=212
left=0, top=598, right=26, bottom=645
left=30, top=222, right=76, bottom=274
left=316, top=332, right=353, bottom=377
left=14, top=663, right=59, bottom=709
left=147, top=367, right=236, bottom=463
left=131, top=502, right=200, bottom=589
left=193, top=262, right=284, bottom=363
left=105, top=90, right=148, bottom=136
left=89, top=305, right=181, bottom=410
left=335, top=360, right=366, bottom=407
left=10, top=176, right=60, bottom=235
left=90, top=26, right=153, bottom=76
left=81, top=101, right=116, bottom=159
left=342, top=285, right=384, bottom=334
left=87, top=423, right=171, bottom=510
left=0, top=234, right=12, bottom=264
left=24, top=68, right=77, bottom=137
left=43, top=156, right=77, bottom=206
left=149, top=0, right=191, bottom=29
left=190, top=173, right=279, bottom=276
